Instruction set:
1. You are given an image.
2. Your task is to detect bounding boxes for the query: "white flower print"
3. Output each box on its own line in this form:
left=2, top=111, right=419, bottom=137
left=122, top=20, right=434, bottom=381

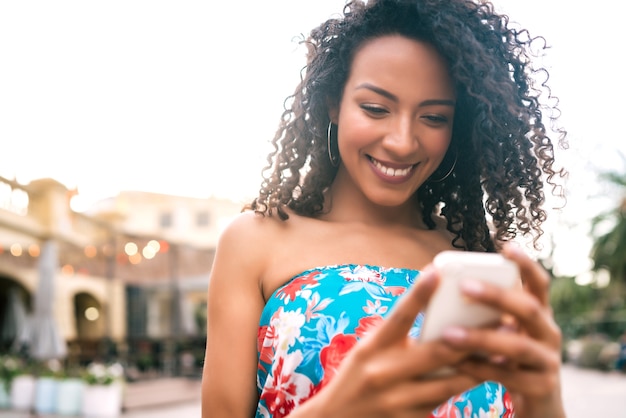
left=270, top=307, right=306, bottom=353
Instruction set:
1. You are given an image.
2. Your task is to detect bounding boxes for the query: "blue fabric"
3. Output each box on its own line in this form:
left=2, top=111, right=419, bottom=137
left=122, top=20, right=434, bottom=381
left=256, top=264, right=513, bottom=418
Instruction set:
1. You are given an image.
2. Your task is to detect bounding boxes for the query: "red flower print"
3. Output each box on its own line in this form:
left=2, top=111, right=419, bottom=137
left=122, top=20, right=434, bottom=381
left=319, top=334, right=358, bottom=387
left=355, top=315, right=384, bottom=338
left=502, top=390, right=514, bottom=417
left=258, top=325, right=269, bottom=351
left=258, top=325, right=276, bottom=371
left=261, top=357, right=296, bottom=417
left=260, top=352, right=313, bottom=418
left=385, top=286, right=407, bottom=297
left=363, top=299, right=388, bottom=315
left=277, top=271, right=322, bottom=302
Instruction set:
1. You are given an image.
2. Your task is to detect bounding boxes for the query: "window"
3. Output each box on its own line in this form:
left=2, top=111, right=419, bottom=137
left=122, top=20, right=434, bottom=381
left=160, top=211, right=172, bottom=228
left=196, top=210, right=210, bottom=227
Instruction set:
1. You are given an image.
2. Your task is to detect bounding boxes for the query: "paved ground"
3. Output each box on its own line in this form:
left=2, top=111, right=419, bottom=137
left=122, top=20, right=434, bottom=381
left=1, top=363, right=624, bottom=417
left=124, top=364, right=626, bottom=418
left=560, top=363, right=626, bottom=417
left=124, top=364, right=626, bottom=417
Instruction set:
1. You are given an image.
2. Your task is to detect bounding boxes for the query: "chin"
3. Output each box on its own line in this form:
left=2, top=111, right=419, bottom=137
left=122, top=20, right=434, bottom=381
left=366, top=191, right=417, bottom=209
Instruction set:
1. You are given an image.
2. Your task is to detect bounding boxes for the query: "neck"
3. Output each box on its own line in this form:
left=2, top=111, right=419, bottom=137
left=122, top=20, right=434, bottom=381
left=320, top=175, right=426, bottom=229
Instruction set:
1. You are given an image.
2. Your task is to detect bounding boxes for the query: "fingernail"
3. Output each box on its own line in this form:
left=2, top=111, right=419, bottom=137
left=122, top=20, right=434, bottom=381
left=490, top=355, right=507, bottom=365
left=460, top=279, right=484, bottom=296
left=503, top=242, right=523, bottom=258
left=442, top=326, right=468, bottom=342
left=419, top=267, right=436, bottom=284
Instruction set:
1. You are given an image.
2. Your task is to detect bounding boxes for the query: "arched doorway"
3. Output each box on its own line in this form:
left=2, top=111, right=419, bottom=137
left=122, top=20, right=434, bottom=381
left=73, top=292, right=104, bottom=340
left=0, top=275, right=32, bottom=352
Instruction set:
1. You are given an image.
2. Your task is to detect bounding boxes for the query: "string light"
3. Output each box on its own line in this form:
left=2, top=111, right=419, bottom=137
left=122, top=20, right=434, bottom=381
left=84, top=245, right=97, bottom=258
left=62, top=264, right=75, bottom=275
left=124, top=242, right=138, bottom=256
left=10, top=244, right=22, bottom=256
left=28, top=244, right=40, bottom=257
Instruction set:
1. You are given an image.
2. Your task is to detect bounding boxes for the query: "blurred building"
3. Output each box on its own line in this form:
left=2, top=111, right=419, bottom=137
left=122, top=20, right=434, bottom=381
left=0, top=176, right=244, bottom=373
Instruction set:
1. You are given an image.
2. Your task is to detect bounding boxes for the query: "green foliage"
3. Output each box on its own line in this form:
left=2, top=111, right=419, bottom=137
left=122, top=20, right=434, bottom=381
left=550, top=276, right=597, bottom=338
left=591, top=208, right=626, bottom=282
left=550, top=276, right=626, bottom=340
left=590, top=159, right=626, bottom=285
left=0, top=355, right=27, bottom=392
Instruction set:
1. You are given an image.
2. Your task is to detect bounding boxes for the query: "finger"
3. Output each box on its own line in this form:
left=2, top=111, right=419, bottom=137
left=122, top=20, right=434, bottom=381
left=363, top=340, right=469, bottom=382
left=441, top=325, right=560, bottom=369
left=455, top=360, right=561, bottom=398
left=458, top=279, right=558, bottom=342
left=502, top=244, right=551, bottom=306
left=368, top=267, right=438, bottom=347
left=379, top=373, right=479, bottom=412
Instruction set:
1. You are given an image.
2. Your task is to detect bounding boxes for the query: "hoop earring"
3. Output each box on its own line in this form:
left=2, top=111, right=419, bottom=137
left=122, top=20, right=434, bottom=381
left=429, top=152, right=457, bottom=182
left=327, top=122, right=340, bottom=167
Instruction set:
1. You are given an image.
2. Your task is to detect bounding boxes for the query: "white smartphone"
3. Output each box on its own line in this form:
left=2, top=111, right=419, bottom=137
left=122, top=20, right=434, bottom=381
left=419, top=250, right=520, bottom=343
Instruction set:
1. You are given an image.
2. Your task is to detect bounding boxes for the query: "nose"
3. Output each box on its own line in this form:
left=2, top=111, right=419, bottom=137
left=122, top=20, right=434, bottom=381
left=382, top=115, right=418, bottom=158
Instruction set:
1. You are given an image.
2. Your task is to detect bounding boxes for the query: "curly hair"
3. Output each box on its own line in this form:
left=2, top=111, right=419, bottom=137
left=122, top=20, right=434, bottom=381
left=250, top=0, right=567, bottom=252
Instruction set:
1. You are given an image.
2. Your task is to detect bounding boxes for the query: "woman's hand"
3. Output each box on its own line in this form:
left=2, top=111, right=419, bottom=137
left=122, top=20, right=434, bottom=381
left=441, top=244, right=566, bottom=418
left=292, top=268, right=480, bottom=418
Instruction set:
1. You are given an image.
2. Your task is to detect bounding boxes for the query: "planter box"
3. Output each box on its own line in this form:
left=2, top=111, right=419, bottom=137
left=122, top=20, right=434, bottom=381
left=0, top=380, right=9, bottom=409
left=10, top=374, right=36, bottom=411
left=82, top=382, right=122, bottom=417
left=57, top=378, right=84, bottom=416
left=35, top=376, right=59, bottom=415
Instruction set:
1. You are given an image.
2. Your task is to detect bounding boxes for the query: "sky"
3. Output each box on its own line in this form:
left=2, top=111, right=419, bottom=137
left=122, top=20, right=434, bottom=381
left=1, top=0, right=624, bottom=277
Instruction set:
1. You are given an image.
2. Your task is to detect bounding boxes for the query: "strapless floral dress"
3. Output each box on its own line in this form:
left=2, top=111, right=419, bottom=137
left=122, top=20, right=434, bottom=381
left=256, top=264, right=514, bottom=418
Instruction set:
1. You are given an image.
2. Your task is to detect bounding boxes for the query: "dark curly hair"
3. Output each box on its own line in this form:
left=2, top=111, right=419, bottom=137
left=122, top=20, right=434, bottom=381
left=250, top=0, right=567, bottom=252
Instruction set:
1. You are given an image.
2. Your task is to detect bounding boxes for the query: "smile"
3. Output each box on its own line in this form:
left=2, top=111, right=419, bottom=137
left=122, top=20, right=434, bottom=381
left=368, top=156, right=416, bottom=178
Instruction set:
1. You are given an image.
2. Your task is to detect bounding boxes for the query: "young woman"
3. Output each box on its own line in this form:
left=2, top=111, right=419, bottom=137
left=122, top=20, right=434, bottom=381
left=202, top=0, right=567, bottom=417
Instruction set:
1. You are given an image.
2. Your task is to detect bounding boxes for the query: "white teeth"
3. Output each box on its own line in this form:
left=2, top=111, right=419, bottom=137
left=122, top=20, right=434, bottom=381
left=372, top=158, right=413, bottom=177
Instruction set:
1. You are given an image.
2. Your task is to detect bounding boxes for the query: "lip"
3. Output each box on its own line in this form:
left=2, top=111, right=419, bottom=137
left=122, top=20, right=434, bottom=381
left=367, top=156, right=417, bottom=184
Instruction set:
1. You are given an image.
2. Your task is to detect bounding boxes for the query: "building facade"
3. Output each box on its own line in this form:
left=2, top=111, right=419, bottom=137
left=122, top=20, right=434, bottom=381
left=0, top=176, right=243, bottom=372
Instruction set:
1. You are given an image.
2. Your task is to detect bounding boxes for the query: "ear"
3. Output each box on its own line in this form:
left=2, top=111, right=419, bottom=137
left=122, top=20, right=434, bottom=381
left=327, top=99, right=339, bottom=124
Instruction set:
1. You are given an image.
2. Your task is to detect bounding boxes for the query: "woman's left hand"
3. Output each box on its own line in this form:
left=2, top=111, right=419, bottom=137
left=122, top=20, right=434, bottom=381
left=440, top=244, right=566, bottom=418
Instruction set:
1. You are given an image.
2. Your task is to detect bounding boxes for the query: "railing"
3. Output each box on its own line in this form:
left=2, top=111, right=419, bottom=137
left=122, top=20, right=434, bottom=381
left=66, top=336, right=206, bottom=381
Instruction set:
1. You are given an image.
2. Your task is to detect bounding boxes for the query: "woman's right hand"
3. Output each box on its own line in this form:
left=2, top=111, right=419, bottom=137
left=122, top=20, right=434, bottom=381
left=291, top=268, right=479, bottom=418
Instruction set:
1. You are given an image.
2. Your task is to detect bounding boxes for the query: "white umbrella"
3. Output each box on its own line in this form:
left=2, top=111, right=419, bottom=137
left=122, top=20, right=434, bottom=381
left=30, top=240, right=67, bottom=360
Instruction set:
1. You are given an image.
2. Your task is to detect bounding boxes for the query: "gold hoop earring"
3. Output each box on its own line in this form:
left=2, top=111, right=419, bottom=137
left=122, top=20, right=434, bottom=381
left=429, top=152, right=457, bottom=182
left=327, top=122, right=340, bottom=167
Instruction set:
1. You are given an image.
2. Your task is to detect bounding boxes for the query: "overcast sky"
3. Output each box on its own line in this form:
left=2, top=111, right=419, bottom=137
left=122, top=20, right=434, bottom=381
left=1, top=1, right=623, bottom=276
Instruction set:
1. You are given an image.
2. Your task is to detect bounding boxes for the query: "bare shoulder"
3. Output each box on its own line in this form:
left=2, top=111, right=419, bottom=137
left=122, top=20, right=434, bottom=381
left=214, top=210, right=284, bottom=274
left=218, top=210, right=280, bottom=244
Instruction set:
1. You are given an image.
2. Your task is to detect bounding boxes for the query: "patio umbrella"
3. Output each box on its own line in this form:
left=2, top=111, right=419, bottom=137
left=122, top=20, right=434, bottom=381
left=30, top=240, right=67, bottom=360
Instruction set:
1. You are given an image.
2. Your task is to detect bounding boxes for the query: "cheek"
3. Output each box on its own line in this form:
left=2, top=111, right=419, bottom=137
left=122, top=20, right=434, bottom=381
left=424, top=131, right=452, bottom=157
left=338, top=114, right=376, bottom=148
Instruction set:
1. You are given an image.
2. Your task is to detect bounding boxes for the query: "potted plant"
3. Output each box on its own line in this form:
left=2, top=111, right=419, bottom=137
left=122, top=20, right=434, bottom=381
left=6, top=357, right=36, bottom=411
left=56, top=365, right=85, bottom=416
left=0, top=355, right=23, bottom=409
left=34, top=359, right=64, bottom=415
left=81, top=362, right=125, bottom=417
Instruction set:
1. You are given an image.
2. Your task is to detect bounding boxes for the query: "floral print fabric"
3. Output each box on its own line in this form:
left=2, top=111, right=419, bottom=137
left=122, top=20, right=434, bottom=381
left=256, top=264, right=513, bottom=418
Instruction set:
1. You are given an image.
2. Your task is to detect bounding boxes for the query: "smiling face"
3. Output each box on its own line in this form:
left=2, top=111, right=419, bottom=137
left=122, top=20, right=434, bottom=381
left=330, top=35, right=456, bottom=210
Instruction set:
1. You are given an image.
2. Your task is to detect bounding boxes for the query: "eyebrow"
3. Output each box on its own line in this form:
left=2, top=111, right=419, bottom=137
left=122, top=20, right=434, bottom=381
left=355, top=82, right=455, bottom=107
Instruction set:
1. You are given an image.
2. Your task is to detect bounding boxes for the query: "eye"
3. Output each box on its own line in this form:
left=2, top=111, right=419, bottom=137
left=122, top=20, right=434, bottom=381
left=421, top=114, right=449, bottom=125
left=360, top=104, right=389, bottom=117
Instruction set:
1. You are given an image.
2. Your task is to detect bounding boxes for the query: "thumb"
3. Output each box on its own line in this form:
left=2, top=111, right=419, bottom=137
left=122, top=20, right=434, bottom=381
left=369, top=267, right=439, bottom=347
